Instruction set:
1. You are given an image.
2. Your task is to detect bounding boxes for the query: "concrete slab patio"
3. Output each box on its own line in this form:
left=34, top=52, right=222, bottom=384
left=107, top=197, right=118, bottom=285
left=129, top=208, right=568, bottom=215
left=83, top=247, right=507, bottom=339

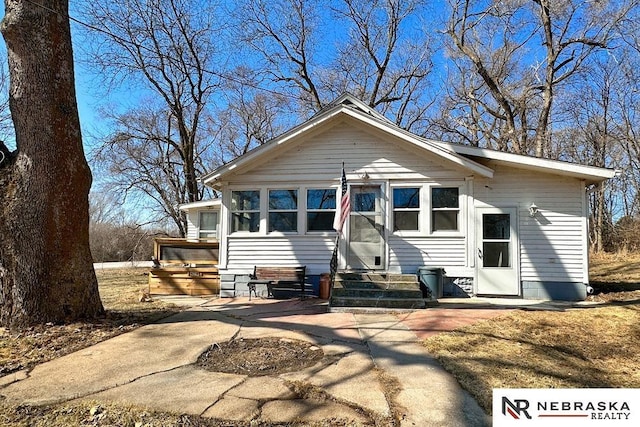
left=0, top=296, right=520, bottom=426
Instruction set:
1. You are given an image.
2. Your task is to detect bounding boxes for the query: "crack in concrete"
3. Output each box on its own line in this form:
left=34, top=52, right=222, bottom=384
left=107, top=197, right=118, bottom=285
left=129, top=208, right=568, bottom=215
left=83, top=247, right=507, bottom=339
left=282, top=379, right=379, bottom=425
left=53, top=362, right=197, bottom=406
left=198, top=375, right=251, bottom=418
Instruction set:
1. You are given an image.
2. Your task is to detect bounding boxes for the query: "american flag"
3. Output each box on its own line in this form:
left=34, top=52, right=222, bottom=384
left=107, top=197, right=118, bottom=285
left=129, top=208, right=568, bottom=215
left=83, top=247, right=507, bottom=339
left=333, top=163, right=350, bottom=233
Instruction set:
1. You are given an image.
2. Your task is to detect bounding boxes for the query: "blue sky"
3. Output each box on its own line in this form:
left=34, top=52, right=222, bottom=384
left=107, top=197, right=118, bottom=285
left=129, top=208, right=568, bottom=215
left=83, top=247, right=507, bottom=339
left=0, top=9, right=89, bottom=150
left=0, top=0, right=449, bottom=150
left=0, top=2, right=144, bottom=151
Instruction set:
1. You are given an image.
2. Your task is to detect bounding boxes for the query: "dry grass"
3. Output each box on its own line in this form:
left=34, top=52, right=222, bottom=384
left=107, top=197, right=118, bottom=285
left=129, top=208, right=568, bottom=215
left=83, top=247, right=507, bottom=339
left=423, top=252, right=640, bottom=413
left=95, top=268, right=181, bottom=321
left=1, top=400, right=363, bottom=426
left=588, top=251, right=640, bottom=300
left=0, top=401, right=235, bottom=427
left=589, top=251, right=640, bottom=283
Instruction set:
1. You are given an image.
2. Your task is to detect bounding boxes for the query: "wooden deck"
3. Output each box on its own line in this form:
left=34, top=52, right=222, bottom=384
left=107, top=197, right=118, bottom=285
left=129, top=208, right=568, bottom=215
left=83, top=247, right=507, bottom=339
left=149, top=266, right=220, bottom=296
left=149, top=238, right=220, bottom=296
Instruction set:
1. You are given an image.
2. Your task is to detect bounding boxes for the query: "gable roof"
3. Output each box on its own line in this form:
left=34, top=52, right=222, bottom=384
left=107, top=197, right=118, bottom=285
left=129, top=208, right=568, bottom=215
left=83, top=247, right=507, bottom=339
left=202, top=93, right=615, bottom=186
left=202, top=94, right=493, bottom=185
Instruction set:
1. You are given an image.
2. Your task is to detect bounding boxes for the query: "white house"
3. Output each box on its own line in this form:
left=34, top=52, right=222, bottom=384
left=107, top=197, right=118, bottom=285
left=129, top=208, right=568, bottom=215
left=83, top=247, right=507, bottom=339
left=189, top=94, right=615, bottom=301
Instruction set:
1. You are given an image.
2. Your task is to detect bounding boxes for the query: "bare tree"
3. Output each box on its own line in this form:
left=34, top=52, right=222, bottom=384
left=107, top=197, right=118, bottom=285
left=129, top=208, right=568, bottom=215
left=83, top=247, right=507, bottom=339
left=235, top=0, right=435, bottom=129
left=208, top=67, right=293, bottom=164
left=92, top=103, right=213, bottom=236
left=330, top=0, right=435, bottom=130
left=89, top=191, right=171, bottom=262
left=81, top=0, right=222, bottom=235
left=0, top=0, right=103, bottom=327
left=237, top=0, right=324, bottom=112
left=442, top=0, right=635, bottom=156
left=558, top=59, right=622, bottom=251
left=617, top=12, right=640, bottom=220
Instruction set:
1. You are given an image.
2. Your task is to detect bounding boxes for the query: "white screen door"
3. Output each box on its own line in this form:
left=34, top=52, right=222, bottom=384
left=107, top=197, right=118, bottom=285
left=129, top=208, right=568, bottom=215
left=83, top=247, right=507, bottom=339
left=347, top=185, right=385, bottom=270
left=476, top=207, right=519, bottom=295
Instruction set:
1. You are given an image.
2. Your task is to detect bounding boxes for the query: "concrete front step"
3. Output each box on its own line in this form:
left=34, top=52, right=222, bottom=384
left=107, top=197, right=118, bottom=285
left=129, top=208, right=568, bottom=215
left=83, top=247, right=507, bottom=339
left=330, top=272, right=426, bottom=309
left=332, top=288, right=423, bottom=299
left=329, top=296, right=427, bottom=309
left=334, top=281, right=421, bottom=290
left=335, top=273, right=418, bottom=282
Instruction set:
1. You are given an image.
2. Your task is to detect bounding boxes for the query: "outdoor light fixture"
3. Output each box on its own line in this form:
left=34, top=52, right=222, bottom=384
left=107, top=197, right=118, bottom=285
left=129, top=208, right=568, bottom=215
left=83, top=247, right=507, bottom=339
left=529, top=202, right=539, bottom=217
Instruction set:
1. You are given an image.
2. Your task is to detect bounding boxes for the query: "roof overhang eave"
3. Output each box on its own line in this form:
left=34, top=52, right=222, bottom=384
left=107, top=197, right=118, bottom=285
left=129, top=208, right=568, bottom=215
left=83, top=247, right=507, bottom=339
left=178, top=199, right=221, bottom=211
left=439, top=144, right=616, bottom=184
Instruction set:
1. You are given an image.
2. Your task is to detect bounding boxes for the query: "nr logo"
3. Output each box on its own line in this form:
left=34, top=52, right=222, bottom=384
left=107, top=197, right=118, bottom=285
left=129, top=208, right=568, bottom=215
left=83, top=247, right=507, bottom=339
left=502, top=397, right=532, bottom=420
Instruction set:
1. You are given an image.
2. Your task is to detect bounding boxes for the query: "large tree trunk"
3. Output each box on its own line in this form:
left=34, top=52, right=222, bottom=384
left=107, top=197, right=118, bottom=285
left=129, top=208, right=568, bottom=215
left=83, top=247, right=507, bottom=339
left=0, top=0, right=104, bottom=327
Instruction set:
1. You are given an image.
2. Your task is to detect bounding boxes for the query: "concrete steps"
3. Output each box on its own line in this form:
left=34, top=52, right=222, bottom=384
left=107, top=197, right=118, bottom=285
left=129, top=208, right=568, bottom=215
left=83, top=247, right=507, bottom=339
left=330, top=272, right=428, bottom=310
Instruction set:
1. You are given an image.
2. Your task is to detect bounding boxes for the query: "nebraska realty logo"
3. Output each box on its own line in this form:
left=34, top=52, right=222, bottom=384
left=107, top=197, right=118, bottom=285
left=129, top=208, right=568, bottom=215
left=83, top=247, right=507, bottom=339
left=493, top=389, right=639, bottom=426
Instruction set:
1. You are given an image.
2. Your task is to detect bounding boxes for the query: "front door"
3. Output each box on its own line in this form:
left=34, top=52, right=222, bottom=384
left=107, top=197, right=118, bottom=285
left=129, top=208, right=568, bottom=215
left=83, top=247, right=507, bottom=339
left=347, top=185, right=385, bottom=270
left=476, top=207, right=519, bottom=295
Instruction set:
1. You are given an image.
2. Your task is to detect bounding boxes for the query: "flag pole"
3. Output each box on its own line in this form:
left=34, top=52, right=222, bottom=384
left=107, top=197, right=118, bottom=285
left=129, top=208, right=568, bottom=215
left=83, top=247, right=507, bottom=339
left=330, top=162, right=350, bottom=296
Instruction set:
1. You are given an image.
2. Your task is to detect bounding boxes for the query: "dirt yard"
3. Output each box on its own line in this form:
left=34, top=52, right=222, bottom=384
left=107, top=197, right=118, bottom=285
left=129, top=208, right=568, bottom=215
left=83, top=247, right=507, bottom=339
left=197, top=337, right=325, bottom=376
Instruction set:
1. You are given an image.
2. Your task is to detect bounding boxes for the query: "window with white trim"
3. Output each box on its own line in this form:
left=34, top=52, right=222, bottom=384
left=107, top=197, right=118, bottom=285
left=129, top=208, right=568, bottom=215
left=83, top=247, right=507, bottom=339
left=268, top=189, right=298, bottom=232
left=231, top=190, right=260, bottom=232
left=306, top=188, right=336, bottom=232
left=393, top=187, right=420, bottom=231
left=198, top=211, right=218, bottom=239
left=431, top=187, right=460, bottom=232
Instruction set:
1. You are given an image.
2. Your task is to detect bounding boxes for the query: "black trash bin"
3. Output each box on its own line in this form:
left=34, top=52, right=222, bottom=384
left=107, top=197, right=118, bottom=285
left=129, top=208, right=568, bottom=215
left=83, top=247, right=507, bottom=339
left=417, top=267, right=443, bottom=299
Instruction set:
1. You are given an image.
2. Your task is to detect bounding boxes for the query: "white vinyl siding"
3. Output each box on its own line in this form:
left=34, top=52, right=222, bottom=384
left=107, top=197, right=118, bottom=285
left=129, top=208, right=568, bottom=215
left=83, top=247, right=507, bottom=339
left=475, top=165, right=585, bottom=283
left=185, top=211, right=198, bottom=241
left=227, top=121, right=465, bottom=185
left=388, top=236, right=467, bottom=274
left=218, top=119, right=469, bottom=274
left=226, top=235, right=335, bottom=275
left=214, top=118, right=590, bottom=287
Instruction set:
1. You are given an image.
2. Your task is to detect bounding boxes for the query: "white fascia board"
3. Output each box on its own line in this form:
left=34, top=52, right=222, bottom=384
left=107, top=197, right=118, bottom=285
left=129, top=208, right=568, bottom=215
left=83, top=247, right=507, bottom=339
left=438, top=143, right=616, bottom=182
left=340, top=107, right=495, bottom=179
left=332, top=92, right=392, bottom=123
left=202, top=106, right=346, bottom=186
left=178, top=199, right=221, bottom=212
